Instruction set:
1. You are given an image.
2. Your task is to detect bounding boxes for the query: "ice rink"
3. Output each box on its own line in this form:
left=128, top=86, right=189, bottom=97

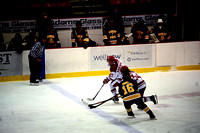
left=0, top=70, right=200, bottom=133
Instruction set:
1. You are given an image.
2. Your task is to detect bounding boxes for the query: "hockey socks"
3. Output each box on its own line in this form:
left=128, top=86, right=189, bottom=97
left=143, top=107, right=156, bottom=119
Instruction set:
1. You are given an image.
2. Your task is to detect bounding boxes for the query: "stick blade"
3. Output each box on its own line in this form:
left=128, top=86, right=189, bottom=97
left=81, top=99, right=89, bottom=106
left=81, top=99, right=94, bottom=109
left=87, top=98, right=94, bottom=101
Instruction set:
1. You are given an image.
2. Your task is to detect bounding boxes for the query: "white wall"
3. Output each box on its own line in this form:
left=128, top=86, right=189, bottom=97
left=175, top=42, right=185, bottom=66
left=184, top=41, right=200, bottom=65
left=1, top=41, right=199, bottom=77
left=155, top=41, right=200, bottom=67
left=45, top=48, right=89, bottom=74
left=156, top=43, right=176, bottom=66
left=42, top=41, right=199, bottom=75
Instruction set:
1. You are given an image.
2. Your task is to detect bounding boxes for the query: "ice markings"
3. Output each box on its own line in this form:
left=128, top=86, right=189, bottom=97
left=47, top=82, right=140, bottom=133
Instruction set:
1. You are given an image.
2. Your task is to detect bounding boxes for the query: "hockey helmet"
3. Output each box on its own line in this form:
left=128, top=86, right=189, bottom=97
left=107, top=56, right=116, bottom=66
left=107, top=56, right=115, bottom=62
left=76, top=21, right=82, bottom=26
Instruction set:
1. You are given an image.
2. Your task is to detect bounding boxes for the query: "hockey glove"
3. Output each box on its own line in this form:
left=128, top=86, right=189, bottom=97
left=103, top=78, right=110, bottom=84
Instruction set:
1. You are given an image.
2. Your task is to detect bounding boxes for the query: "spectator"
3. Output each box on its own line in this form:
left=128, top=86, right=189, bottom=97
left=131, top=19, right=149, bottom=44
left=45, top=24, right=61, bottom=48
left=28, top=36, right=46, bottom=86
left=103, top=18, right=121, bottom=45
left=152, top=19, right=171, bottom=42
left=103, top=8, right=129, bottom=45
left=37, top=12, right=52, bottom=39
left=158, top=14, right=167, bottom=23
left=108, top=8, right=124, bottom=35
left=0, top=31, right=5, bottom=51
left=7, top=33, right=24, bottom=54
left=23, top=29, right=38, bottom=50
left=71, top=21, right=97, bottom=49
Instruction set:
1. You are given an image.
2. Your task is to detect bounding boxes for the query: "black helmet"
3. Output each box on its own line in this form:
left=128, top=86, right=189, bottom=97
left=76, top=21, right=82, bottom=26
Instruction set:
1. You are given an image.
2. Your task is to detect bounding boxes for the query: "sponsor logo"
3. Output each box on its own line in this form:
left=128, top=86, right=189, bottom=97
left=128, top=51, right=147, bottom=55
left=127, top=57, right=131, bottom=62
left=0, top=14, right=165, bottom=32
left=11, top=21, right=35, bottom=27
left=127, top=57, right=150, bottom=61
left=0, top=53, right=12, bottom=65
left=93, top=54, right=121, bottom=61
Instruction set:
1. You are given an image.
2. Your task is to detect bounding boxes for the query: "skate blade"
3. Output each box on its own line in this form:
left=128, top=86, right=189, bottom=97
left=29, top=83, right=39, bottom=86
left=113, top=101, right=119, bottom=104
left=150, top=117, right=157, bottom=120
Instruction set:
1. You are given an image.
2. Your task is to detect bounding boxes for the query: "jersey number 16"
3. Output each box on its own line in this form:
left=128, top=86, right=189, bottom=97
left=122, top=82, right=135, bottom=95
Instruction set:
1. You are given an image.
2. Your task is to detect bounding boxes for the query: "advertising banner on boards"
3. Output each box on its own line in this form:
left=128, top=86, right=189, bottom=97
left=89, top=44, right=154, bottom=71
left=89, top=46, right=124, bottom=71
left=0, top=51, right=23, bottom=77
left=124, top=44, right=154, bottom=68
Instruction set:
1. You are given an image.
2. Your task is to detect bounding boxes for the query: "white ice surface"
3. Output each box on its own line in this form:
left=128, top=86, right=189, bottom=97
left=0, top=70, right=200, bottom=133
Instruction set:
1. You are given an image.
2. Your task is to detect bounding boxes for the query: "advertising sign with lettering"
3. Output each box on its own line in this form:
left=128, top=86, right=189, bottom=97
left=0, top=51, right=23, bottom=77
left=124, top=44, right=154, bottom=68
left=89, top=46, right=124, bottom=71
left=0, top=20, right=36, bottom=33
left=0, top=14, right=165, bottom=32
left=52, top=17, right=102, bottom=30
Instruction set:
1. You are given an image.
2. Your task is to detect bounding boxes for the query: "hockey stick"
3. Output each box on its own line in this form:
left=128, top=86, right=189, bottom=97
left=82, top=97, right=113, bottom=109
left=87, top=84, right=105, bottom=101
left=150, top=33, right=160, bottom=43
left=82, top=95, right=119, bottom=109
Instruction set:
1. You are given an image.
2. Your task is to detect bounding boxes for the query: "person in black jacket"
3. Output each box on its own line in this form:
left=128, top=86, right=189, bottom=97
left=23, top=29, right=38, bottom=50
left=152, top=19, right=171, bottom=42
left=119, top=66, right=156, bottom=119
left=8, top=33, right=24, bottom=54
left=103, top=19, right=121, bottom=45
left=71, top=21, right=97, bottom=49
left=45, top=25, right=61, bottom=48
left=131, top=19, right=149, bottom=44
left=37, top=13, right=52, bottom=39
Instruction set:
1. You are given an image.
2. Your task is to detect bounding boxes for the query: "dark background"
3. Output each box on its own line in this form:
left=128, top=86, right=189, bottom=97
left=0, top=0, right=199, bottom=41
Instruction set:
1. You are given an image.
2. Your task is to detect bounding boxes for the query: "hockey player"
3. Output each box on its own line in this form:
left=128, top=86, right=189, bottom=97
left=120, top=66, right=158, bottom=105
left=118, top=68, right=156, bottom=119
left=45, top=24, right=61, bottom=48
left=103, top=56, right=124, bottom=103
left=103, top=19, right=121, bottom=45
left=71, top=21, right=96, bottom=49
left=152, top=19, right=171, bottom=42
left=131, top=19, right=149, bottom=44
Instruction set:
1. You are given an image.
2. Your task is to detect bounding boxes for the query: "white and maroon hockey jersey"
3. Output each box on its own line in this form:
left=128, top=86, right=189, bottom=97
left=129, top=71, right=146, bottom=91
left=107, top=58, right=123, bottom=81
